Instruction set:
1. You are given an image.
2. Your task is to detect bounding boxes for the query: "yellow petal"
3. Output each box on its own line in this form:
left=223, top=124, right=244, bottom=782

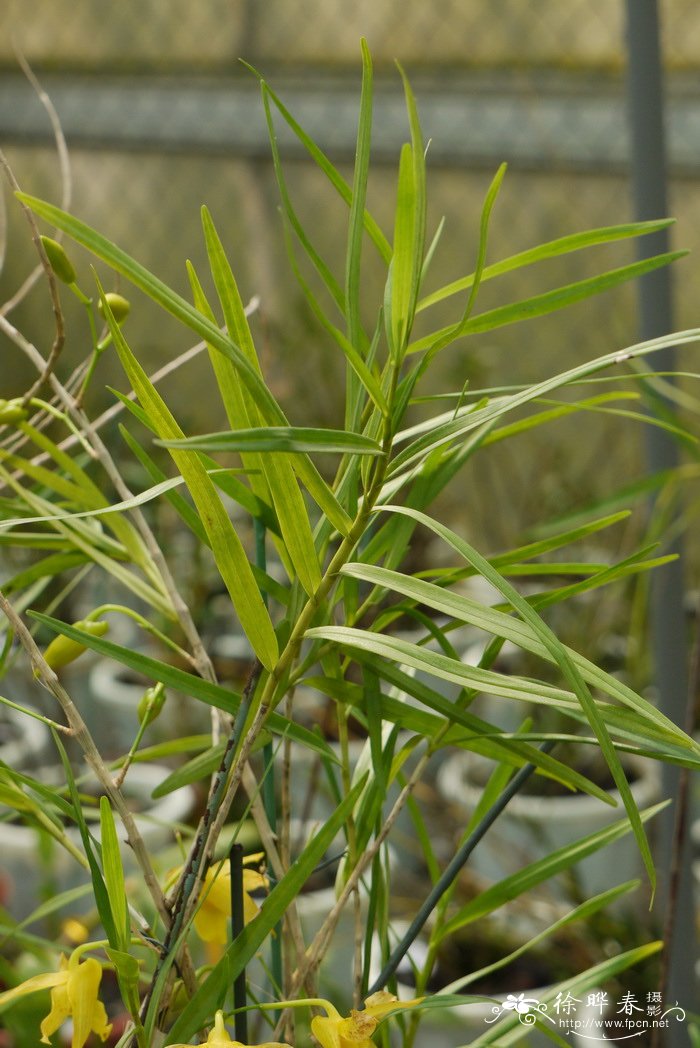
left=242, top=892, right=261, bottom=925
left=205, top=1010, right=234, bottom=1044
left=242, top=869, right=267, bottom=892
left=67, top=957, right=112, bottom=1047
left=194, top=902, right=229, bottom=944
left=0, top=970, right=65, bottom=1010
left=311, top=1014, right=342, bottom=1048
left=340, top=1012, right=378, bottom=1045
left=40, top=978, right=71, bottom=1045
left=364, top=990, right=424, bottom=1018
left=169, top=1010, right=294, bottom=1048
left=242, top=851, right=266, bottom=866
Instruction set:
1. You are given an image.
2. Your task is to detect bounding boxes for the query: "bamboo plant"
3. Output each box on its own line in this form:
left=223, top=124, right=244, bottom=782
left=0, top=43, right=699, bottom=1048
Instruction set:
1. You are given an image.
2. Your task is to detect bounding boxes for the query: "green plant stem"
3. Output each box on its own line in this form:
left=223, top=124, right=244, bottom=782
left=86, top=603, right=195, bottom=667
left=255, top=516, right=284, bottom=1011
left=141, top=367, right=400, bottom=1038
left=368, top=741, right=556, bottom=997
left=137, top=660, right=262, bottom=1039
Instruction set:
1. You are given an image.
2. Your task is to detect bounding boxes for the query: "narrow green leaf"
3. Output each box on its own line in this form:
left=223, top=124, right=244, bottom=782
left=467, top=943, right=662, bottom=1046
left=306, top=625, right=576, bottom=708
left=119, top=424, right=209, bottom=546
left=164, top=778, right=367, bottom=1043
left=345, top=38, right=373, bottom=357
left=278, top=227, right=389, bottom=417
left=98, top=281, right=279, bottom=670
left=260, top=86, right=344, bottom=313
left=99, top=797, right=130, bottom=950
left=51, top=730, right=117, bottom=946
left=454, top=162, right=507, bottom=333
left=160, top=427, right=382, bottom=456
left=112, top=389, right=280, bottom=533
left=417, top=218, right=676, bottom=312
left=340, top=561, right=699, bottom=752
left=30, top=613, right=333, bottom=760
left=440, top=802, right=666, bottom=939
left=389, top=142, right=418, bottom=357
left=246, top=64, right=391, bottom=263
left=198, top=212, right=334, bottom=595
left=409, top=251, right=689, bottom=355
left=390, top=327, right=700, bottom=475
left=376, top=505, right=660, bottom=892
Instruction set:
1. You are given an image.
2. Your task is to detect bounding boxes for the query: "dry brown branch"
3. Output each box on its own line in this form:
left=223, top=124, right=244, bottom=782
left=0, top=47, right=72, bottom=321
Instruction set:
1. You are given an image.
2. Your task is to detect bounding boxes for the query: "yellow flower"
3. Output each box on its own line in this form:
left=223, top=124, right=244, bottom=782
left=0, top=950, right=112, bottom=1047
left=169, top=1009, right=293, bottom=1047
left=192, top=856, right=267, bottom=945
left=310, top=991, right=424, bottom=1048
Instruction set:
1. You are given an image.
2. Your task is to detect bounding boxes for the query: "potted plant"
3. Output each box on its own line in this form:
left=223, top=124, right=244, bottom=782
left=0, top=42, right=698, bottom=1048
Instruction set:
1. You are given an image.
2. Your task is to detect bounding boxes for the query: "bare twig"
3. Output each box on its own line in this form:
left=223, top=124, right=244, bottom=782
left=0, top=151, right=66, bottom=402
left=0, top=589, right=169, bottom=924
left=1, top=48, right=72, bottom=320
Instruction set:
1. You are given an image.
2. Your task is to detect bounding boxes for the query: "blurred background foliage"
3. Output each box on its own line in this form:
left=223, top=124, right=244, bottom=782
left=1, top=0, right=699, bottom=633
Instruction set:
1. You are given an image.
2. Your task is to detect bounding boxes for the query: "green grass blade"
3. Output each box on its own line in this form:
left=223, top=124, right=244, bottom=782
left=375, top=506, right=660, bottom=892
left=302, top=672, right=614, bottom=795
left=417, top=218, right=676, bottom=312
left=409, top=251, right=688, bottom=355
left=164, top=778, right=367, bottom=1044
left=99, top=797, right=130, bottom=950
left=51, top=730, right=117, bottom=947
left=345, top=38, right=373, bottom=364
left=441, top=803, right=665, bottom=939
left=29, top=613, right=331, bottom=759
left=160, top=427, right=382, bottom=456
left=455, top=162, right=507, bottom=331
left=112, top=388, right=280, bottom=533
left=16, top=192, right=287, bottom=426
left=278, top=223, right=388, bottom=417
left=260, top=86, right=344, bottom=313
left=200, top=209, right=322, bottom=595
left=119, top=424, right=209, bottom=546
left=246, top=61, right=391, bottom=263
left=97, top=282, right=279, bottom=669
left=390, top=327, right=700, bottom=475
left=307, top=625, right=585, bottom=721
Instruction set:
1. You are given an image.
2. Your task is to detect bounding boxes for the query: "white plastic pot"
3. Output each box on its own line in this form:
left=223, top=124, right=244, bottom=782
left=0, top=700, right=49, bottom=769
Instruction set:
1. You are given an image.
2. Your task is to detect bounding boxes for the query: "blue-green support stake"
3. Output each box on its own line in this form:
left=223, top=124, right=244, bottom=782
left=624, top=0, right=698, bottom=1032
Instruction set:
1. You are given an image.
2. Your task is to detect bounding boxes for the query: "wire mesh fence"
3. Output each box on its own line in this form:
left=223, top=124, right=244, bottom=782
left=1, top=0, right=700, bottom=552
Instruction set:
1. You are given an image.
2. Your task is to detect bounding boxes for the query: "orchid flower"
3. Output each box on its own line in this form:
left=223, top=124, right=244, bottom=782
left=168, top=1009, right=292, bottom=1047
left=310, top=991, right=424, bottom=1048
left=0, top=949, right=112, bottom=1047
left=192, top=854, right=267, bottom=945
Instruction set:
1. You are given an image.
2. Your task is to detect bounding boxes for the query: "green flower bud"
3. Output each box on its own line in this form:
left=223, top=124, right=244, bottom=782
left=40, top=236, right=77, bottom=285
left=98, top=292, right=131, bottom=324
left=137, top=682, right=166, bottom=725
left=41, top=619, right=109, bottom=673
left=0, top=398, right=29, bottom=425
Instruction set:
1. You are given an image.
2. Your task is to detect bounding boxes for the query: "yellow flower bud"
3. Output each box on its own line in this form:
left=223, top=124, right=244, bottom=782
left=0, top=398, right=29, bottom=424
left=41, top=619, right=109, bottom=673
left=98, top=292, right=131, bottom=324
left=40, top=236, right=77, bottom=285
